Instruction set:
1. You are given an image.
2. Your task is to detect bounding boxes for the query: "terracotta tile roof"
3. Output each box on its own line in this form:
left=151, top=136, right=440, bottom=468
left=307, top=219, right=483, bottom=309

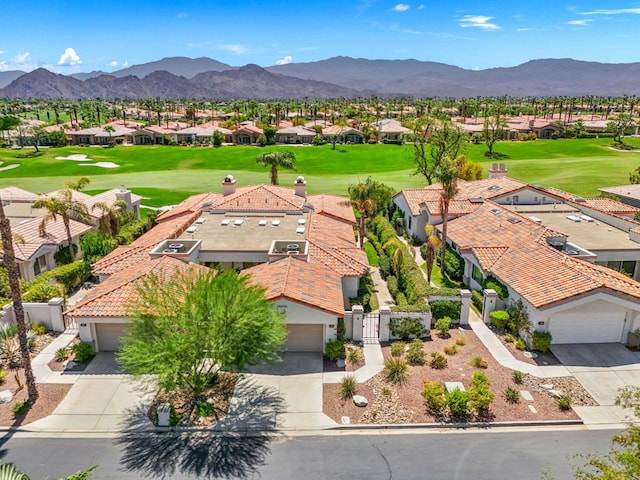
left=244, top=257, right=344, bottom=316
left=7, top=216, right=93, bottom=261
left=0, top=187, right=39, bottom=203
left=92, top=211, right=200, bottom=276
left=446, top=201, right=640, bottom=308
left=307, top=194, right=355, bottom=223
left=541, top=187, right=640, bottom=215
left=212, top=185, right=306, bottom=212
left=67, top=256, right=208, bottom=318
left=156, top=193, right=220, bottom=222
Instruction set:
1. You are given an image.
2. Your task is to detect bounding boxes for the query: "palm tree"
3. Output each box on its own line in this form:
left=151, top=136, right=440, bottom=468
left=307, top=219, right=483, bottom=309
left=103, top=125, right=115, bottom=145
left=64, top=176, right=90, bottom=192
left=348, top=177, right=377, bottom=247
left=0, top=462, right=96, bottom=479
left=33, top=187, right=90, bottom=262
left=424, top=224, right=442, bottom=285
left=437, top=156, right=462, bottom=271
left=255, top=151, right=297, bottom=185
left=0, top=197, right=38, bottom=403
left=92, top=201, right=124, bottom=236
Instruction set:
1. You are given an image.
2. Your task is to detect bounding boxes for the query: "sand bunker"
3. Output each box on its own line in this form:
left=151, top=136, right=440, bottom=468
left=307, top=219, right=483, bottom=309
left=55, top=154, right=92, bottom=161
left=0, top=164, right=20, bottom=172
left=80, top=162, right=119, bottom=169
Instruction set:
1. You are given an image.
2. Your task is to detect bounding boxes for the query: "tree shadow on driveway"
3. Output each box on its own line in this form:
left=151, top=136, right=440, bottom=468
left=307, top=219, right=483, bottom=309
left=115, top=378, right=286, bottom=479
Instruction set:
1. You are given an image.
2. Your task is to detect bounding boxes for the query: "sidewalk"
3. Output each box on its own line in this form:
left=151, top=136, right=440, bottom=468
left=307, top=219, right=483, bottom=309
left=32, top=329, right=80, bottom=384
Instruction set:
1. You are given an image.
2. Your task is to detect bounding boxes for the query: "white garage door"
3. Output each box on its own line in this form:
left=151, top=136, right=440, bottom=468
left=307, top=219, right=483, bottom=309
left=95, top=323, right=127, bottom=351
left=284, top=324, right=324, bottom=352
left=548, top=313, right=625, bottom=344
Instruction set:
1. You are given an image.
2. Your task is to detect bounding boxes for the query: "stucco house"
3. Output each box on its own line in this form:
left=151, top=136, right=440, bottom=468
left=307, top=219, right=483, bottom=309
left=69, top=175, right=368, bottom=352
left=231, top=124, right=263, bottom=145
left=275, top=126, right=316, bottom=144
left=393, top=164, right=640, bottom=344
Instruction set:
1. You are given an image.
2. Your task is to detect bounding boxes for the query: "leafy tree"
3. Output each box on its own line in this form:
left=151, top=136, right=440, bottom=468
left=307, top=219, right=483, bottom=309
left=0, top=198, right=38, bottom=402
left=212, top=129, right=224, bottom=147
left=103, top=125, right=115, bottom=144
left=436, top=156, right=463, bottom=270
left=606, top=113, right=636, bottom=145
left=429, top=120, right=464, bottom=179
left=79, top=231, right=118, bottom=265
left=91, top=201, right=122, bottom=236
left=118, top=268, right=287, bottom=403
left=263, top=126, right=276, bottom=144
left=483, top=106, right=507, bottom=157
left=411, top=117, right=436, bottom=185
left=506, top=298, right=531, bottom=335
left=255, top=151, right=296, bottom=185
left=33, top=187, right=91, bottom=262
left=457, top=157, right=483, bottom=181
left=630, top=166, right=640, bottom=184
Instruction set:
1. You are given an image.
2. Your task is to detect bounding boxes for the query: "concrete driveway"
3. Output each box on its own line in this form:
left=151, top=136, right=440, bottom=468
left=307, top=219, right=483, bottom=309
left=552, top=344, right=640, bottom=405
left=237, top=352, right=337, bottom=430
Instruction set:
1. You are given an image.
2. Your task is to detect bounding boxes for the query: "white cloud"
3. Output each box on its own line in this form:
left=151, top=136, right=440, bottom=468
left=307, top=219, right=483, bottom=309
left=57, top=47, right=82, bottom=66
left=109, top=60, right=118, bottom=67
left=0, top=50, right=4, bottom=55
left=580, top=8, right=640, bottom=15
left=276, top=55, right=293, bottom=65
left=15, top=52, right=32, bottom=64
left=393, top=3, right=410, bottom=12
left=122, top=61, right=129, bottom=67
left=566, top=19, right=592, bottom=26
left=216, top=44, right=248, bottom=55
left=517, top=27, right=538, bottom=32
left=459, top=15, right=501, bottom=30
left=0, top=52, right=38, bottom=72
left=417, top=4, right=424, bottom=9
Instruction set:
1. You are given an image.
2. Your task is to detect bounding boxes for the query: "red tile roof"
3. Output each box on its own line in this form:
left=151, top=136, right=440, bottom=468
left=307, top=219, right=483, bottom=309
left=244, top=256, right=344, bottom=316
left=446, top=201, right=640, bottom=308
left=8, top=217, right=93, bottom=261
left=212, top=185, right=306, bottom=212
left=307, top=194, right=355, bottom=223
left=67, top=256, right=208, bottom=318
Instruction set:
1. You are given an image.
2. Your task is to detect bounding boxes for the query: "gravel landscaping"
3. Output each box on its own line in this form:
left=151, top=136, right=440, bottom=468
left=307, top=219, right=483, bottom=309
left=323, top=327, right=594, bottom=425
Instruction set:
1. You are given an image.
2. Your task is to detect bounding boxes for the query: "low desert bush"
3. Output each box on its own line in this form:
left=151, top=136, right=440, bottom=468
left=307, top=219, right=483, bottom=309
left=31, top=322, right=47, bottom=335
left=12, top=401, right=28, bottom=416
left=557, top=394, right=572, bottom=411
left=390, top=341, right=405, bottom=358
left=383, top=357, right=410, bottom=385
left=406, top=339, right=426, bottom=365
left=443, top=344, right=458, bottom=356
left=55, top=347, right=69, bottom=362
left=0, top=369, right=5, bottom=383
left=503, top=333, right=516, bottom=343
left=455, top=335, right=467, bottom=346
left=470, top=355, right=488, bottom=369
left=71, top=342, right=94, bottom=363
left=434, top=317, right=452, bottom=337
left=324, top=339, right=345, bottom=361
left=340, top=374, right=358, bottom=399
left=532, top=331, right=553, bottom=353
left=512, top=370, right=524, bottom=384
left=504, top=386, right=520, bottom=404
left=346, top=346, right=364, bottom=364
left=515, top=338, right=526, bottom=350
left=429, top=352, right=448, bottom=369
left=422, top=381, right=447, bottom=415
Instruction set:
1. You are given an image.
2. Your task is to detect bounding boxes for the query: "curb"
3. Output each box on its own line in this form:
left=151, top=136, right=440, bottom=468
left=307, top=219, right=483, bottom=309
left=327, top=419, right=585, bottom=430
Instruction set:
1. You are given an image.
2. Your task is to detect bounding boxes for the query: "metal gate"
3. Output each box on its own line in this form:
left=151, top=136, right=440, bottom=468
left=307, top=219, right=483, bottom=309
left=363, top=313, right=380, bottom=341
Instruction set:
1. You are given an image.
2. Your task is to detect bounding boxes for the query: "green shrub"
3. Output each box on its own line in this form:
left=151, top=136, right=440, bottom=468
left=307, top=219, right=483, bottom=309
left=22, top=282, right=64, bottom=303
left=470, top=355, right=488, bottom=369
left=390, top=341, right=405, bottom=358
left=443, top=248, right=464, bottom=281
left=340, top=374, right=358, bottom=399
left=532, top=331, right=553, bottom=353
left=471, top=290, right=484, bottom=311
left=12, top=401, right=28, bottom=416
left=443, top=344, right=458, bottom=356
left=515, top=338, right=526, bottom=350
left=406, top=339, right=426, bottom=365
left=489, top=310, right=510, bottom=330
left=389, top=316, right=427, bottom=341
left=386, top=275, right=398, bottom=298
left=504, top=333, right=516, bottom=343
left=434, top=316, right=452, bottom=337
left=383, top=357, right=409, bottom=385
left=0, top=369, right=6, bottom=383
left=31, top=322, right=47, bottom=335
left=512, top=370, right=524, bottom=384
left=455, top=335, right=467, bottom=346
left=55, top=347, right=69, bottom=362
left=394, top=292, right=408, bottom=307
left=324, top=339, right=345, bottom=361
left=469, top=386, right=494, bottom=416
left=363, top=242, right=379, bottom=267
left=422, top=381, right=447, bottom=415
left=482, top=275, right=509, bottom=300
left=470, top=371, right=491, bottom=389
left=429, top=300, right=461, bottom=321
left=195, top=401, right=215, bottom=417
left=557, top=394, right=572, bottom=411
left=504, top=387, right=520, bottom=404
left=429, top=351, right=448, bottom=369
left=447, top=388, right=470, bottom=421
left=346, top=346, right=364, bottom=364
left=378, top=255, right=391, bottom=278
left=71, top=342, right=94, bottom=363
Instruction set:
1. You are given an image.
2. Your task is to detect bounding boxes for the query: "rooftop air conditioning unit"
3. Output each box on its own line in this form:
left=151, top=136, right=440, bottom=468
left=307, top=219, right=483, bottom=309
left=186, top=226, right=198, bottom=234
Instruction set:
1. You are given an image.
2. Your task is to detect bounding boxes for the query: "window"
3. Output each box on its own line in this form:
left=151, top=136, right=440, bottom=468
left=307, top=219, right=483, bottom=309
left=33, top=255, right=47, bottom=276
left=472, top=264, right=483, bottom=285
left=408, top=217, right=412, bottom=229
left=606, top=260, right=636, bottom=278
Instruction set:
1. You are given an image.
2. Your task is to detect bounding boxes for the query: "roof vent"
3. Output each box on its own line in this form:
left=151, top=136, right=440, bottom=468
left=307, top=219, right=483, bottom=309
left=221, top=219, right=230, bottom=226
left=186, top=226, right=198, bottom=234
left=580, top=215, right=594, bottom=222
left=296, top=226, right=305, bottom=234
left=259, top=219, right=268, bottom=226
left=566, top=215, right=582, bottom=222
left=195, top=217, right=206, bottom=224
left=573, top=197, right=586, bottom=203
left=507, top=216, right=521, bottom=224
left=469, top=197, right=484, bottom=204
left=233, top=219, right=244, bottom=226
left=487, top=185, right=501, bottom=192
left=490, top=208, right=502, bottom=215
left=272, top=219, right=281, bottom=226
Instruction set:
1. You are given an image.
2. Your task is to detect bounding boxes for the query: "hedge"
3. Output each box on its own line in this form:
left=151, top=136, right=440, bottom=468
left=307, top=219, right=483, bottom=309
left=39, top=261, right=91, bottom=292
left=390, top=303, right=431, bottom=313
left=483, top=276, right=509, bottom=300
left=443, top=248, right=464, bottom=281
left=429, top=300, right=461, bottom=321
left=489, top=310, right=510, bottom=330
left=471, top=290, right=484, bottom=311
left=532, top=331, right=553, bottom=353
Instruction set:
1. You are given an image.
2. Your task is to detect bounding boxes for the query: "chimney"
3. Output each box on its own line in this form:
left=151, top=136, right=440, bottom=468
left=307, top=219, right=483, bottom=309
left=222, top=174, right=237, bottom=196
left=115, top=185, right=132, bottom=210
left=294, top=176, right=307, bottom=198
left=488, top=163, right=508, bottom=179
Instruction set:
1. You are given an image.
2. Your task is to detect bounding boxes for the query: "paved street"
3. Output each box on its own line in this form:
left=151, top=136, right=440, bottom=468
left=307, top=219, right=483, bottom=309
left=0, top=429, right=616, bottom=479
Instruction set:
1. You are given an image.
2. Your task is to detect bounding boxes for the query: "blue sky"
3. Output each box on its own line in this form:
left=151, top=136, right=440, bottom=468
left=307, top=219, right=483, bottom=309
left=2, top=1, right=640, bottom=73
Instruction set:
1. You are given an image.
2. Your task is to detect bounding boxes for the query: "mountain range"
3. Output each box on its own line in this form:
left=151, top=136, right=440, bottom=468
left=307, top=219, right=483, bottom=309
left=2, top=56, right=640, bottom=99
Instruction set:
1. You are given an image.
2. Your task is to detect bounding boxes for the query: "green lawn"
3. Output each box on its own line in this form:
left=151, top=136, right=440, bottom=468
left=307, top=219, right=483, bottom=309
left=0, top=138, right=638, bottom=206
